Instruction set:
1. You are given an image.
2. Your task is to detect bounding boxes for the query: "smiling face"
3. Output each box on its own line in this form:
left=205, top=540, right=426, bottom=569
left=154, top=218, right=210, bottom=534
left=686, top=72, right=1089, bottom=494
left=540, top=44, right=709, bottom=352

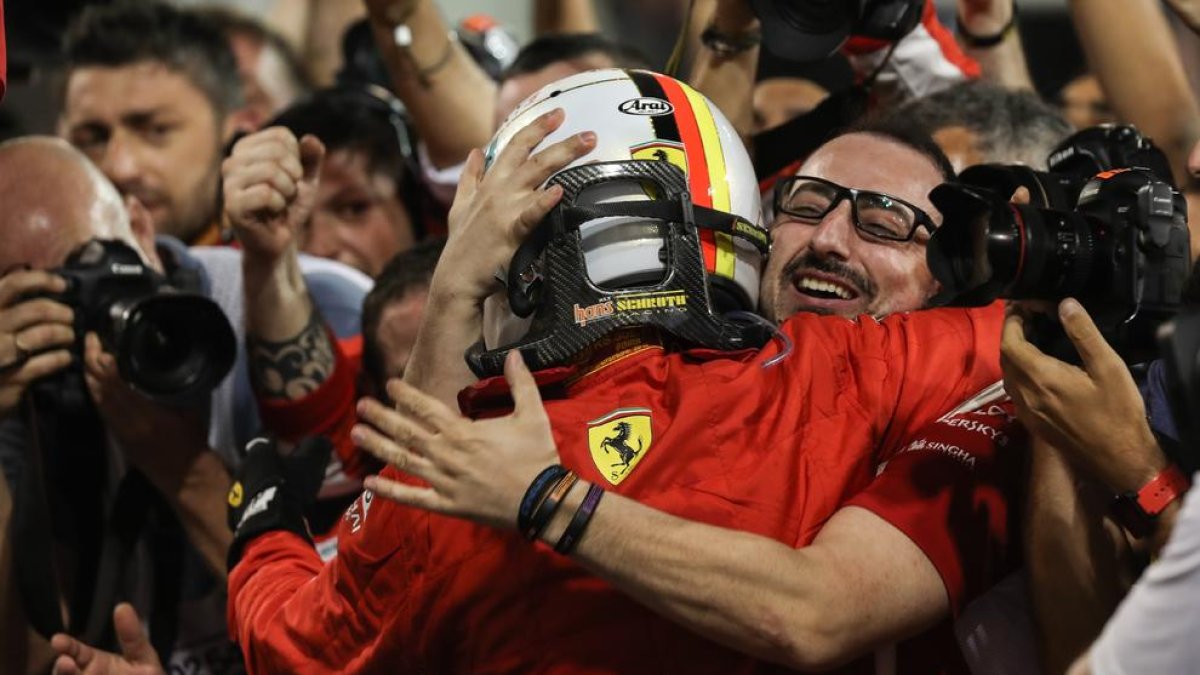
left=760, top=133, right=945, bottom=321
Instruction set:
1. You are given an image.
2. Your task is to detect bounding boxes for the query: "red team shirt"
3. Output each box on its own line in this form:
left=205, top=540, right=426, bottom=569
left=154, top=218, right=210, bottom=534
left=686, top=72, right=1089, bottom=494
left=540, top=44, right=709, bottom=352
left=229, top=303, right=1018, bottom=673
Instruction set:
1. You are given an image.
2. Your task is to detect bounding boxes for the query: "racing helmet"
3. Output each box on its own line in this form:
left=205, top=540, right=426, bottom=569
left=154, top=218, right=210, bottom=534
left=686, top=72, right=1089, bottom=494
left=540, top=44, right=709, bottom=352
left=468, top=68, right=771, bottom=377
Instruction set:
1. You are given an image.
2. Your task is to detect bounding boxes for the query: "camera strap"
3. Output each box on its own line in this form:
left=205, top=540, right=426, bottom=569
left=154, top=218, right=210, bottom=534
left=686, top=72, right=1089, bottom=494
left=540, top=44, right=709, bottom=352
left=10, top=401, right=68, bottom=638
left=12, top=397, right=180, bottom=655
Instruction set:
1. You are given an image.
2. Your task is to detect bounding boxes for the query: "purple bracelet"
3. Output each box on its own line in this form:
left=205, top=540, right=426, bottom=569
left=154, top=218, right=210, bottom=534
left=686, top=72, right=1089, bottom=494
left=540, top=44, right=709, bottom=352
left=554, top=483, right=605, bottom=554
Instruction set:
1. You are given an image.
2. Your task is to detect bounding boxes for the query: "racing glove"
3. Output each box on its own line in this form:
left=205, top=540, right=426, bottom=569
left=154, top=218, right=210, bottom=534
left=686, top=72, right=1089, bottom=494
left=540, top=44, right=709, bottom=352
left=226, top=435, right=332, bottom=569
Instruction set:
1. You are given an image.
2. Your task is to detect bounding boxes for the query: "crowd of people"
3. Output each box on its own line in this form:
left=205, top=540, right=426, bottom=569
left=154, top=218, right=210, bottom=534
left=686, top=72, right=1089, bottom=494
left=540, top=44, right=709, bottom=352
left=1, top=0, right=1200, bottom=673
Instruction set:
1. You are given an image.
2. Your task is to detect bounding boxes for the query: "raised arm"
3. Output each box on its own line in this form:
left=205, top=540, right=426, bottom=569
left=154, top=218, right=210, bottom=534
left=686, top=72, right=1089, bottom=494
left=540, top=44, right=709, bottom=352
left=364, top=0, right=496, bottom=170
left=1002, top=302, right=1173, bottom=672
left=955, top=0, right=1034, bottom=90
left=1070, top=0, right=1200, bottom=188
left=223, top=127, right=336, bottom=402
left=688, top=0, right=759, bottom=143
left=402, top=109, right=596, bottom=404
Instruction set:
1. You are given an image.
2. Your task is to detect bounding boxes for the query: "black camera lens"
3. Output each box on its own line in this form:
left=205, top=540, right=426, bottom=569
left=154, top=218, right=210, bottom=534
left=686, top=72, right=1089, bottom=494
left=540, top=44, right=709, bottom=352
left=958, top=164, right=1085, bottom=211
left=1000, top=207, right=1100, bottom=299
left=113, top=294, right=236, bottom=405
left=926, top=183, right=1105, bottom=306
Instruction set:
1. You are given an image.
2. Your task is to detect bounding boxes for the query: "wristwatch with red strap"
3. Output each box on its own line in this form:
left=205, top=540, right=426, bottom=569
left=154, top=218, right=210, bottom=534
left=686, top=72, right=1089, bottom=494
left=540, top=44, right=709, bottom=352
left=1111, top=464, right=1191, bottom=538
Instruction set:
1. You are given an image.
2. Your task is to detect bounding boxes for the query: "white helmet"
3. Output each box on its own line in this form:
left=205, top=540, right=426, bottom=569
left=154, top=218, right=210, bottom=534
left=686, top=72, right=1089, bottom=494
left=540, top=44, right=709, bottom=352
left=469, top=69, right=771, bottom=377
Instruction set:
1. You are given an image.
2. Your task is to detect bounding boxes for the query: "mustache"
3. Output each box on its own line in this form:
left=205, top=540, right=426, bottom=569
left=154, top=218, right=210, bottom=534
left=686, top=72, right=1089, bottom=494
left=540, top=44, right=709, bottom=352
left=782, top=251, right=875, bottom=298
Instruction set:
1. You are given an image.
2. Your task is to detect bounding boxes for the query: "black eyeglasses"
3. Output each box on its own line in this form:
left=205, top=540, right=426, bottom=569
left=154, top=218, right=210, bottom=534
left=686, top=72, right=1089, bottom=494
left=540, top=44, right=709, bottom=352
left=773, top=175, right=937, bottom=242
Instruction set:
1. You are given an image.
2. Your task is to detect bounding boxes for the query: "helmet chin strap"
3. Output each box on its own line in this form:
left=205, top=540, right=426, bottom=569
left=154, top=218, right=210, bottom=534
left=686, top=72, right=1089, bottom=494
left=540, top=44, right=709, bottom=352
left=465, top=160, right=772, bottom=379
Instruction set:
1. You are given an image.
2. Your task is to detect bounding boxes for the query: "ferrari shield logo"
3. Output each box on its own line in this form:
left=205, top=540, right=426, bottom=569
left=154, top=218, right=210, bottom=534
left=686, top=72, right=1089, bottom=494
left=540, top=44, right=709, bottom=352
left=588, top=408, right=653, bottom=485
left=630, top=140, right=688, bottom=173
left=630, top=141, right=688, bottom=200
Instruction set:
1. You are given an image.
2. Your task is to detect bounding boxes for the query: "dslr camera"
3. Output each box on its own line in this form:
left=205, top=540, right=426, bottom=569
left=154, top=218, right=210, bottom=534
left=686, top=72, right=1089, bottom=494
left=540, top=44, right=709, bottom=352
left=31, top=239, right=236, bottom=409
left=925, top=125, right=1191, bottom=362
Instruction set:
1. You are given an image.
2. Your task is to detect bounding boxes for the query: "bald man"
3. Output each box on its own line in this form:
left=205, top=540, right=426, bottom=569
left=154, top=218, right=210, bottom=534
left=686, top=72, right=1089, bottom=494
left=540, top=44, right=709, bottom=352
left=0, top=136, right=162, bottom=421
left=0, top=137, right=370, bottom=673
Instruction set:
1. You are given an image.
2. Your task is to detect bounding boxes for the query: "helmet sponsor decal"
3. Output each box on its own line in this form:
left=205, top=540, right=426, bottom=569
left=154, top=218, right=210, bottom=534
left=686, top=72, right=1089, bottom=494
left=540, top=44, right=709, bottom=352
left=573, top=299, right=615, bottom=326
left=573, top=291, right=689, bottom=327
left=587, top=407, right=653, bottom=485
left=618, top=97, right=675, bottom=116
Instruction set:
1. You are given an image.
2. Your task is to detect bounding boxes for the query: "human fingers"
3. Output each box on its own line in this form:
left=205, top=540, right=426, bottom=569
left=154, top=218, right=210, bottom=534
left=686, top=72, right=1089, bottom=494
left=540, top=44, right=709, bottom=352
left=513, top=130, right=596, bottom=189
left=11, top=324, right=74, bottom=357
left=223, top=160, right=299, bottom=202
left=448, top=148, right=485, bottom=228
left=226, top=132, right=301, bottom=178
left=0, top=270, right=67, bottom=309
left=490, top=108, right=565, bottom=175
left=513, top=185, right=565, bottom=240
left=1009, top=186, right=1032, bottom=205
left=1, top=299, right=74, bottom=337
left=82, top=333, right=117, bottom=380
left=459, top=148, right=484, bottom=197
left=504, top=350, right=546, bottom=418
left=363, top=474, right=449, bottom=514
left=357, top=397, right=436, bottom=451
left=386, top=379, right=462, bottom=432
left=51, top=655, right=83, bottom=675
left=49, top=632, right=93, bottom=669
left=82, top=333, right=118, bottom=406
left=999, top=311, right=1044, bottom=376
left=227, top=184, right=289, bottom=222
left=351, top=422, right=436, bottom=479
left=113, top=603, right=160, bottom=665
left=1058, top=299, right=1123, bottom=379
left=298, top=135, right=326, bottom=183
left=4, top=350, right=72, bottom=384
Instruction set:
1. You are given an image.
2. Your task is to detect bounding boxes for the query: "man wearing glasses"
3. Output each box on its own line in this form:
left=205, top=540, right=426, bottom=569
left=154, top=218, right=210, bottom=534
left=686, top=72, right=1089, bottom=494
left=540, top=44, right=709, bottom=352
left=760, top=121, right=953, bottom=324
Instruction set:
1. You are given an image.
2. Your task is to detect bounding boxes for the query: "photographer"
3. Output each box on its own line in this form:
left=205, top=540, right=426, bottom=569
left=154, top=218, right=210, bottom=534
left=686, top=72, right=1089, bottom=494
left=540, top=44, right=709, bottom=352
left=1008, top=300, right=1187, bottom=674
left=0, top=134, right=368, bottom=673
left=960, top=138, right=1200, bottom=672
left=0, top=137, right=235, bottom=671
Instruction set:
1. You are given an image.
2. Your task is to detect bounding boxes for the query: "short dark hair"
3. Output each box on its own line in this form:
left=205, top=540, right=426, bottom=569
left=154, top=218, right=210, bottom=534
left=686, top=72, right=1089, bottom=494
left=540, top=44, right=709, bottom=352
left=890, top=81, right=1072, bottom=169
left=63, top=0, right=242, bottom=118
left=361, top=238, right=446, bottom=393
left=194, top=6, right=313, bottom=95
left=842, top=115, right=957, bottom=181
left=270, top=88, right=410, bottom=188
left=502, top=33, right=651, bottom=82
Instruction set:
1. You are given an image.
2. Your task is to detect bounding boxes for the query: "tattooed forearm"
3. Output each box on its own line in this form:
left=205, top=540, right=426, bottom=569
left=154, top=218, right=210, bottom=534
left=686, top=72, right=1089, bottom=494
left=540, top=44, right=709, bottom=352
left=248, top=310, right=334, bottom=400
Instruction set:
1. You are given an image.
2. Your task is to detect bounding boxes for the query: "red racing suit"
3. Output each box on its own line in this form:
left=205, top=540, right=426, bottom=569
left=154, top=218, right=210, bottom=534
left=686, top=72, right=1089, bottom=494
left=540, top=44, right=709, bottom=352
left=229, top=303, right=1005, bottom=674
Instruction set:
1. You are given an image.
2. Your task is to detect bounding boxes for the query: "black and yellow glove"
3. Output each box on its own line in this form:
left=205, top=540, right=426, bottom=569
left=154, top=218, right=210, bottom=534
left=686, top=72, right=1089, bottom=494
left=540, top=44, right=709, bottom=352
left=226, top=435, right=332, bottom=569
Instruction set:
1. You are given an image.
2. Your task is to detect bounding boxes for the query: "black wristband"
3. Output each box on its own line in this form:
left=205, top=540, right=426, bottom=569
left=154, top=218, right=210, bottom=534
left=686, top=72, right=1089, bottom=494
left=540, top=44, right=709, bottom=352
left=526, top=472, right=578, bottom=540
left=956, top=6, right=1018, bottom=48
left=554, top=482, right=605, bottom=554
left=518, top=465, right=569, bottom=534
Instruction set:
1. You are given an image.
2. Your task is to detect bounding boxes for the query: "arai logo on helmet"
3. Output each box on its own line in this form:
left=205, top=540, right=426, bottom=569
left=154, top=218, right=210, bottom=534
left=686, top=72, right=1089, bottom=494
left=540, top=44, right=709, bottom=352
left=618, top=97, right=674, bottom=116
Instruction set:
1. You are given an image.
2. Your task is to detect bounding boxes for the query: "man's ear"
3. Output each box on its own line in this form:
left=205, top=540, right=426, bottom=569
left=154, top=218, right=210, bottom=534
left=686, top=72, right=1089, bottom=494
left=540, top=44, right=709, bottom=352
left=126, top=195, right=164, bottom=271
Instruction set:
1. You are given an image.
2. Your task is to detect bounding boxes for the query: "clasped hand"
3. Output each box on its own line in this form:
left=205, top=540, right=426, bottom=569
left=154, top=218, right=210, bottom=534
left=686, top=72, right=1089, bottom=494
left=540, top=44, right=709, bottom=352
left=1001, top=298, right=1166, bottom=493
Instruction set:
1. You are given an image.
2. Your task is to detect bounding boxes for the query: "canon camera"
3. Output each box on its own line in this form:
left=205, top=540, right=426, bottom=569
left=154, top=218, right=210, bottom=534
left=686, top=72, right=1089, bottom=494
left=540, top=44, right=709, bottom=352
left=925, top=125, right=1190, bottom=361
left=31, top=239, right=236, bottom=409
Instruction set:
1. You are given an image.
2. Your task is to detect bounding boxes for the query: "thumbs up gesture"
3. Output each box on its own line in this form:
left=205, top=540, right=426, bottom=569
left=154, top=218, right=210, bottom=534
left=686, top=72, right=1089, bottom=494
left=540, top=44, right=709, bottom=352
left=222, top=127, right=326, bottom=261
